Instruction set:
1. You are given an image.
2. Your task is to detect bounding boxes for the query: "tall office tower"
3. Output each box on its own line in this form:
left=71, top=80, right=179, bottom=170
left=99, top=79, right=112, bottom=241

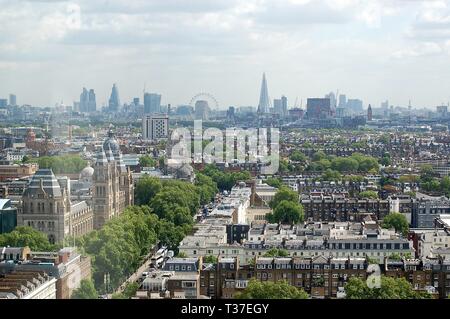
left=338, top=94, right=347, bottom=108
left=80, top=88, right=89, bottom=112
left=325, top=92, right=337, bottom=108
left=306, top=98, right=332, bottom=119
left=257, top=73, right=270, bottom=114
left=144, top=93, right=162, bottom=114
left=367, top=104, right=373, bottom=121
left=273, top=98, right=283, bottom=115
left=347, top=99, right=363, bottom=113
left=88, top=89, right=96, bottom=112
left=9, top=94, right=16, bottom=106
left=133, top=98, right=140, bottom=106
left=281, top=95, right=288, bottom=116
left=195, top=100, right=210, bottom=120
left=79, top=88, right=97, bottom=113
left=108, top=83, right=120, bottom=112
left=381, top=100, right=389, bottom=109
left=142, top=114, right=169, bottom=141
left=0, top=99, right=7, bottom=108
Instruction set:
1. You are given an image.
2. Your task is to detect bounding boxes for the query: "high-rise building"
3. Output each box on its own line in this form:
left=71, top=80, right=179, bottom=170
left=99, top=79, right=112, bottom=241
left=273, top=98, right=282, bottom=115
left=257, top=73, right=270, bottom=114
left=281, top=95, right=288, bottom=116
left=195, top=100, right=210, bottom=120
left=9, top=94, right=16, bottom=106
left=367, top=104, right=373, bottom=121
left=144, top=93, right=162, bottom=114
left=306, top=98, right=332, bottom=119
left=79, top=88, right=96, bottom=113
left=325, top=92, right=337, bottom=108
left=338, top=94, right=347, bottom=108
left=133, top=98, right=140, bottom=106
left=0, top=99, right=7, bottom=108
left=142, top=115, right=169, bottom=141
left=347, top=99, right=363, bottom=113
left=108, top=83, right=120, bottom=112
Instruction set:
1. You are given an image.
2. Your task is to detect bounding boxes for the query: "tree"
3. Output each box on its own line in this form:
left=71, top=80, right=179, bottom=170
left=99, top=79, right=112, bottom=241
left=26, top=155, right=87, bottom=174
left=312, top=151, right=327, bottom=162
left=236, top=279, right=308, bottom=299
left=269, top=187, right=298, bottom=209
left=263, top=248, right=289, bottom=257
left=0, top=226, right=55, bottom=251
left=331, top=157, right=359, bottom=172
left=358, top=191, right=379, bottom=199
left=195, top=173, right=218, bottom=205
left=290, top=150, right=307, bottom=163
left=267, top=200, right=304, bottom=225
left=176, top=252, right=188, bottom=258
left=321, top=169, right=342, bottom=181
left=345, top=276, right=431, bottom=299
left=203, top=255, right=218, bottom=263
left=134, top=176, right=162, bottom=205
left=139, top=155, right=156, bottom=168
left=71, top=279, right=98, bottom=299
left=382, top=212, right=409, bottom=236
left=265, top=177, right=282, bottom=189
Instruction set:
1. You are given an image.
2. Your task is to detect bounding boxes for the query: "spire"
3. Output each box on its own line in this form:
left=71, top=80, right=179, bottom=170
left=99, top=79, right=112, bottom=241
left=95, top=147, right=108, bottom=166
left=105, top=145, right=115, bottom=162
left=258, top=72, right=270, bottom=114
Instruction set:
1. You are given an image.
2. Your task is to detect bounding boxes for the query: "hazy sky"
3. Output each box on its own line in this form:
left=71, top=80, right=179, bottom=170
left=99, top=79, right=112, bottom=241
left=1, top=0, right=450, bottom=109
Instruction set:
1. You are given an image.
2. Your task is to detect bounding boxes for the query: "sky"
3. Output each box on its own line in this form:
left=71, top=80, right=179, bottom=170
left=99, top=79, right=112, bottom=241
left=1, top=0, right=450, bottom=110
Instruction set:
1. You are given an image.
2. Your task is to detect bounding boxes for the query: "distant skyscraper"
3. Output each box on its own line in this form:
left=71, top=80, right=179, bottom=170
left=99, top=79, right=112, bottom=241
left=0, top=99, right=7, bottom=108
left=9, top=94, right=16, bottom=106
left=306, top=98, right=332, bottom=119
left=325, top=92, right=337, bottom=108
left=144, top=93, right=162, bottom=114
left=108, top=83, right=120, bottom=112
left=347, top=99, right=363, bottom=114
left=133, top=98, right=140, bottom=106
left=338, top=94, right=347, bottom=108
left=281, top=95, right=288, bottom=116
left=367, top=104, right=373, bottom=121
left=79, top=88, right=96, bottom=112
left=273, top=98, right=282, bottom=115
left=258, top=73, right=270, bottom=114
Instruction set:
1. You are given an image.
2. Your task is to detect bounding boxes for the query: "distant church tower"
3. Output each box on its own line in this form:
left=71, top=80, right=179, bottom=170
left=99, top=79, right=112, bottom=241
left=367, top=104, right=373, bottom=121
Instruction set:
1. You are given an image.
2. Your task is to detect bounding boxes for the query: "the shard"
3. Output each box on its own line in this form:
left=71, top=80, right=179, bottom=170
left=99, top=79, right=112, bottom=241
left=258, top=72, right=270, bottom=114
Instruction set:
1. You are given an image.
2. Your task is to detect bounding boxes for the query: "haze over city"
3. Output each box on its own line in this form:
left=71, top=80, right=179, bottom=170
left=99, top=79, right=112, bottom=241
left=2, top=0, right=450, bottom=108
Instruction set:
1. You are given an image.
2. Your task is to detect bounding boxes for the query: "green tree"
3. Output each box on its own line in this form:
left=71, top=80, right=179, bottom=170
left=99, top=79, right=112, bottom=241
left=134, top=176, right=162, bottom=205
left=0, top=226, right=55, bottom=251
left=71, top=279, right=98, bottom=299
left=267, top=200, right=304, bottom=225
left=358, top=191, right=379, bottom=199
left=139, top=155, right=156, bottom=167
left=263, top=248, right=289, bottom=257
left=236, top=279, right=308, bottom=299
left=290, top=150, right=307, bottom=163
left=265, top=177, right=282, bottom=189
left=382, top=212, right=409, bottom=236
left=269, top=187, right=299, bottom=209
left=176, top=252, right=188, bottom=258
left=331, top=157, right=359, bottom=172
left=27, top=155, right=87, bottom=174
left=195, top=173, right=218, bottom=205
left=203, top=255, right=218, bottom=263
left=312, top=151, right=327, bottom=162
left=345, top=276, right=431, bottom=299
left=321, top=169, right=342, bottom=181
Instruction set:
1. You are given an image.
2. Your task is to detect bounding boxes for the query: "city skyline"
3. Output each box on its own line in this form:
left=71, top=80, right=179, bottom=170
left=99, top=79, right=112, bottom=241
left=2, top=0, right=450, bottom=108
